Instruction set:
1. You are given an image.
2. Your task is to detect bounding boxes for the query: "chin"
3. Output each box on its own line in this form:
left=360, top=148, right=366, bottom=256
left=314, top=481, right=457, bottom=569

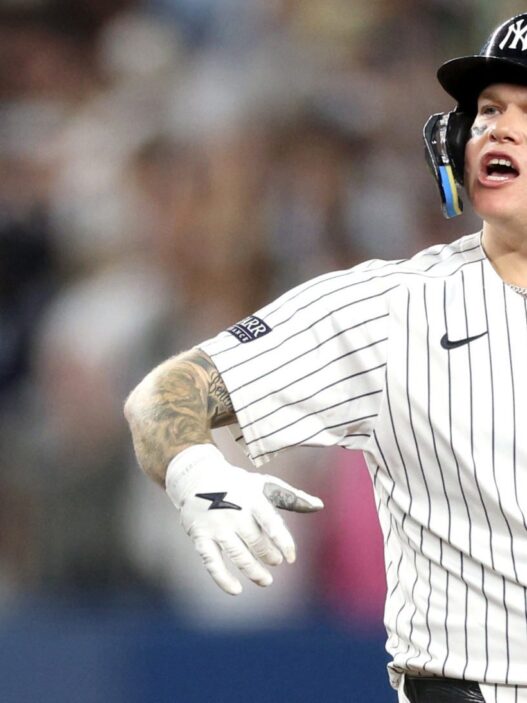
left=469, top=189, right=522, bottom=223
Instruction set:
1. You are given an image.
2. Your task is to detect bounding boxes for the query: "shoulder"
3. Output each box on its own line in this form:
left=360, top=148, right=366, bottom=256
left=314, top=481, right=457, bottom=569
left=250, top=233, right=483, bottom=326
left=359, top=231, right=483, bottom=279
left=308, top=232, right=484, bottom=296
left=200, top=234, right=484, bottom=359
left=405, top=231, right=483, bottom=274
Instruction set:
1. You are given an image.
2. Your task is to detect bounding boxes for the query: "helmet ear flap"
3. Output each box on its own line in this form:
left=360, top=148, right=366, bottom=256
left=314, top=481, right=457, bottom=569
left=446, top=109, right=474, bottom=185
left=423, top=109, right=473, bottom=218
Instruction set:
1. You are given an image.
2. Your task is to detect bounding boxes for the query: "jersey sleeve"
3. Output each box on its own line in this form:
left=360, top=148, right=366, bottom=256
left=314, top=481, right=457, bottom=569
left=199, top=264, right=394, bottom=467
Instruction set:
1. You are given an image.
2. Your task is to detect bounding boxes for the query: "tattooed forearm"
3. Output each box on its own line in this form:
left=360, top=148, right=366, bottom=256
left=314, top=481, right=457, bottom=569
left=208, top=370, right=235, bottom=425
left=124, top=349, right=235, bottom=485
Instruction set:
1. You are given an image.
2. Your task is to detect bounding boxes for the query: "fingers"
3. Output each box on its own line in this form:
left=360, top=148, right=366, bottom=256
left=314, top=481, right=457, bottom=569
left=191, top=528, right=275, bottom=593
left=238, top=520, right=283, bottom=567
left=253, top=499, right=297, bottom=564
left=216, top=533, right=273, bottom=588
left=192, top=532, right=243, bottom=595
left=263, top=478, right=324, bottom=513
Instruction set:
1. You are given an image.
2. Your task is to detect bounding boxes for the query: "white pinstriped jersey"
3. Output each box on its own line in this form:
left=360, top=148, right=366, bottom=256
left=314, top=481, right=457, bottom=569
left=199, top=231, right=527, bottom=702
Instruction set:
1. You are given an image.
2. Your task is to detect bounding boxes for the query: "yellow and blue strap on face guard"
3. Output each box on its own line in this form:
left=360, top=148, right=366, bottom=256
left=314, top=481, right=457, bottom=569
left=438, top=163, right=463, bottom=218
left=423, top=111, right=464, bottom=219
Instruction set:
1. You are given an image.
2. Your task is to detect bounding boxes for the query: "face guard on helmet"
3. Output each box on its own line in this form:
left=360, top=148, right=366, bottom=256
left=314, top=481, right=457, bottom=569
left=424, top=13, right=527, bottom=218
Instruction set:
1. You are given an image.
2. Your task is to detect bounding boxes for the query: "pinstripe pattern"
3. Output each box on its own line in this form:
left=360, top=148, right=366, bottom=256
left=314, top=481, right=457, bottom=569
left=200, top=231, right=527, bottom=700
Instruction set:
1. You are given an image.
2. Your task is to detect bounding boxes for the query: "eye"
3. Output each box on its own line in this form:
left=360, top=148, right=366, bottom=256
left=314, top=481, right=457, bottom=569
left=478, top=103, right=500, bottom=117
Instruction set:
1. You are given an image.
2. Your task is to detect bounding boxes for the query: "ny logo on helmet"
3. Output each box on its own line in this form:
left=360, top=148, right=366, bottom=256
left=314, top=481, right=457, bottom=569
left=499, top=18, right=527, bottom=51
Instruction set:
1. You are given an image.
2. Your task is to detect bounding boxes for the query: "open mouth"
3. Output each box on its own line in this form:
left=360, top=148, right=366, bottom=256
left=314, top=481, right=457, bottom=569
left=483, top=156, right=520, bottom=182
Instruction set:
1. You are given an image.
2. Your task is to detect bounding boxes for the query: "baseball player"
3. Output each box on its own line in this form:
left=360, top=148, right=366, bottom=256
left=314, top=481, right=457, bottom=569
left=125, top=13, right=527, bottom=703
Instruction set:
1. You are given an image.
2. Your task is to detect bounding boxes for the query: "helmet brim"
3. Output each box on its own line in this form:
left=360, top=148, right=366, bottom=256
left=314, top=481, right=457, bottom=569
left=437, top=55, right=527, bottom=108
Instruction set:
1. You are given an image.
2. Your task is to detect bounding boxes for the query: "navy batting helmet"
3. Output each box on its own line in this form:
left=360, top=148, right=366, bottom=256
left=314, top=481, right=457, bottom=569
left=424, top=13, right=527, bottom=218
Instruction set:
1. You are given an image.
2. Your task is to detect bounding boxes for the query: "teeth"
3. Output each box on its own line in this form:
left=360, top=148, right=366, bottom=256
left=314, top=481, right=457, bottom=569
left=488, top=157, right=513, bottom=167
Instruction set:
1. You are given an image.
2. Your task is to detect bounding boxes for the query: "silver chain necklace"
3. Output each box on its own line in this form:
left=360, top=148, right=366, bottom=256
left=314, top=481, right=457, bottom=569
left=507, top=282, right=527, bottom=297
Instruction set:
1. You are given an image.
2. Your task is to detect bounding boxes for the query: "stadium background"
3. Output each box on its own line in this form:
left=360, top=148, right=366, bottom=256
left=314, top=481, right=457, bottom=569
left=0, top=1, right=521, bottom=701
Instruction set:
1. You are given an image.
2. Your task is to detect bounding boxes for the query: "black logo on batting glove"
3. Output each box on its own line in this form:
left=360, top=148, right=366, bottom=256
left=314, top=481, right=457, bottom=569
left=196, top=492, right=242, bottom=510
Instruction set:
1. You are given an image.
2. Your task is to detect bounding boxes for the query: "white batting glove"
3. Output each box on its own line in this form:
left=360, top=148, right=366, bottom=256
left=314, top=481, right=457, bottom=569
left=165, top=443, right=324, bottom=595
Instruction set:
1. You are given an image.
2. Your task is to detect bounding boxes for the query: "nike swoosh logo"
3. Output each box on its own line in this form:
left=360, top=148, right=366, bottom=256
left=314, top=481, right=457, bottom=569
left=440, top=331, right=488, bottom=349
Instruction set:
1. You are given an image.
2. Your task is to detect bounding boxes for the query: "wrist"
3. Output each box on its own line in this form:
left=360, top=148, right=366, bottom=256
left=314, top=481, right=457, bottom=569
left=165, top=443, right=225, bottom=508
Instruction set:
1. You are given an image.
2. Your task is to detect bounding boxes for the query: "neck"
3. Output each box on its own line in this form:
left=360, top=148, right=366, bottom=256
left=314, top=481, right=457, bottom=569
left=481, top=221, right=527, bottom=286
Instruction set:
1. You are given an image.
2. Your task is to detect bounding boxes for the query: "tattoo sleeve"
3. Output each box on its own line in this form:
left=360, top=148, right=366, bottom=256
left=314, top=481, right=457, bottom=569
left=124, top=348, right=236, bottom=485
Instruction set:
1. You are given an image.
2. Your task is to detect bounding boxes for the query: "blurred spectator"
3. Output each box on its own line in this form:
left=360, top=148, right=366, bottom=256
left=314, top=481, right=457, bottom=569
left=0, top=197, right=55, bottom=404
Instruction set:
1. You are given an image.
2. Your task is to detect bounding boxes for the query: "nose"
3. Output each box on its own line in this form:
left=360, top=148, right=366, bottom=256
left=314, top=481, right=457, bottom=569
left=489, top=109, right=523, bottom=144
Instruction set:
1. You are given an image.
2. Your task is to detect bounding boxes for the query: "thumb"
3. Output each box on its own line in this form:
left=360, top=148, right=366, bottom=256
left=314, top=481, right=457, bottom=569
left=263, top=477, right=324, bottom=513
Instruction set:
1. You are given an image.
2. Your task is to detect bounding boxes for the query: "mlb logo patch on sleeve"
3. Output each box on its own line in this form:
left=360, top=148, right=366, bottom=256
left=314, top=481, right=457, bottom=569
left=227, top=315, right=272, bottom=343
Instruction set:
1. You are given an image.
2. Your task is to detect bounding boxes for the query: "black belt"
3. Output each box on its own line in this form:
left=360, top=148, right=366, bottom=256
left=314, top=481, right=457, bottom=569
left=404, top=677, right=484, bottom=702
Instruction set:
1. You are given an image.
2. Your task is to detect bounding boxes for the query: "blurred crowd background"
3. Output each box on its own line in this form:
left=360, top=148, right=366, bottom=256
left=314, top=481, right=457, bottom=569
left=0, top=0, right=522, bottom=700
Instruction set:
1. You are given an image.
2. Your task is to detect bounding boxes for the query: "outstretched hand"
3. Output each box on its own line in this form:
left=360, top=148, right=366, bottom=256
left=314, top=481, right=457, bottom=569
left=165, top=444, right=324, bottom=594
